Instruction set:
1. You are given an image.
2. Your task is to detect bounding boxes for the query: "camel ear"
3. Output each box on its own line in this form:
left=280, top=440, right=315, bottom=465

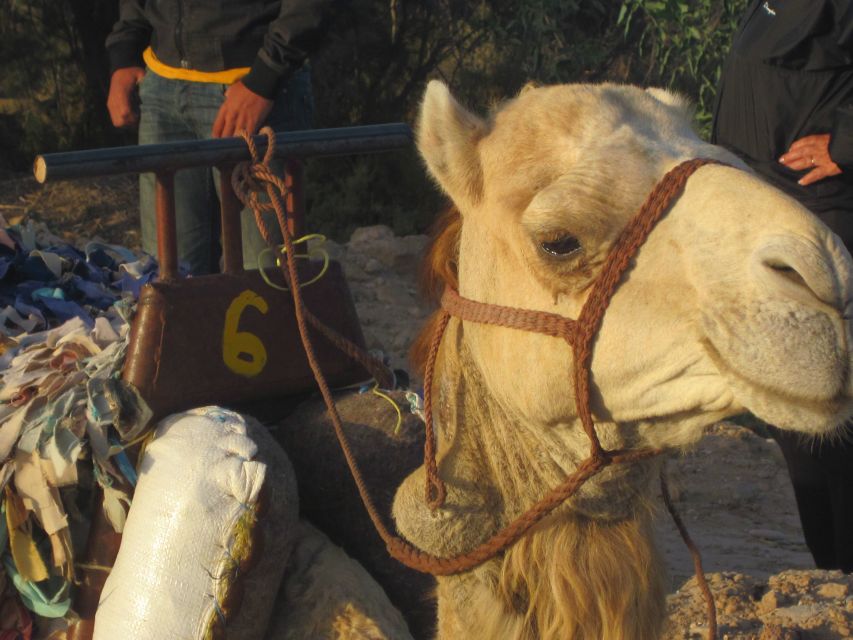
left=416, top=80, right=487, bottom=210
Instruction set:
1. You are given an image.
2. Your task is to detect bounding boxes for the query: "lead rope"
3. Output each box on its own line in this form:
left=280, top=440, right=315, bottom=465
left=233, top=128, right=717, bottom=638
left=231, top=132, right=393, bottom=389
left=661, top=468, right=717, bottom=640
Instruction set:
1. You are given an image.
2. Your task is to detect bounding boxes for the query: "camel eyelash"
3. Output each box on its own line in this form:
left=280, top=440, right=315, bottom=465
left=538, top=233, right=582, bottom=259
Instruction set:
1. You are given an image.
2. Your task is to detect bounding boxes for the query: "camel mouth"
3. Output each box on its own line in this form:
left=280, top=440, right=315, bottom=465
left=700, top=335, right=853, bottom=434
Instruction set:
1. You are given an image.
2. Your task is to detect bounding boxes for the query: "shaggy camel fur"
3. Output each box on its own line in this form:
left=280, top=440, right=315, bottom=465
left=393, top=81, right=853, bottom=640
left=267, top=521, right=413, bottom=640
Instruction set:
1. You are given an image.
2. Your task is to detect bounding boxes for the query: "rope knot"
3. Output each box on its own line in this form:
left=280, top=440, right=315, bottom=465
left=231, top=127, right=287, bottom=214
left=425, top=474, right=447, bottom=511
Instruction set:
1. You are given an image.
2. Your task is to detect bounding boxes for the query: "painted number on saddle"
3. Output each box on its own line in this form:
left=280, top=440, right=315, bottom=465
left=223, top=290, right=269, bottom=377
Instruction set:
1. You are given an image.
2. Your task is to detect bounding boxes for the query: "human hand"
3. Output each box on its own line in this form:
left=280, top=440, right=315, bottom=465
left=779, top=134, right=842, bottom=186
left=212, top=81, right=274, bottom=138
left=107, top=67, right=146, bottom=128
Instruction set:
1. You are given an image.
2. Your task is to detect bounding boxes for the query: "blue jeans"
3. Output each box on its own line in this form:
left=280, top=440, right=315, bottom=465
left=137, top=68, right=314, bottom=274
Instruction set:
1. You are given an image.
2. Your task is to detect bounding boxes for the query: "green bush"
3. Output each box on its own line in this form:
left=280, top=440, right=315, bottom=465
left=617, top=0, right=748, bottom=136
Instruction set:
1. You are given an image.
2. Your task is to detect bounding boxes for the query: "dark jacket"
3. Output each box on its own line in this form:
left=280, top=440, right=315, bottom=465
left=105, top=0, right=335, bottom=99
left=711, top=0, right=853, bottom=216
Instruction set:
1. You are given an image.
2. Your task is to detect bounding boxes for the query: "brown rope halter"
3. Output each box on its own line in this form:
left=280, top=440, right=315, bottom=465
left=233, top=129, right=718, bottom=639
left=422, top=157, right=720, bottom=503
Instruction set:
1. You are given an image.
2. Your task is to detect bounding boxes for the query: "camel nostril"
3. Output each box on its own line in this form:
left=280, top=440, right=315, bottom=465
left=754, top=236, right=845, bottom=311
left=764, top=260, right=810, bottom=291
left=758, top=254, right=840, bottom=310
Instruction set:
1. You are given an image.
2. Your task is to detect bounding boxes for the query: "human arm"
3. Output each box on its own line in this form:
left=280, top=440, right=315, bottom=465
left=106, top=67, right=146, bottom=128
left=778, top=75, right=853, bottom=185
left=828, top=104, right=853, bottom=170
left=104, top=0, right=150, bottom=74
left=212, top=0, right=337, bottom=138
left=104, top=1, right=150, bottom=128
left=212, top=82, right=274, bottom=139
left=781, top=4, right=853, bottom=183
left=825, top=2, right=853, bottom=172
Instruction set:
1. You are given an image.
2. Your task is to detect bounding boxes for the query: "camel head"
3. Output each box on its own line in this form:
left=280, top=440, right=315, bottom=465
left=403, top=79, right=853, bottom=640
left=415, top=80, right=853, bottom=453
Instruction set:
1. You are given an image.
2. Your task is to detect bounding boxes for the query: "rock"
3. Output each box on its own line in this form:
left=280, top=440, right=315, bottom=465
left=758, top=590, right=780, bottom=614
left=364, top=257, right=384, bottom=274
left=318, top=237, right=345, bottom=262
left=344, top=260, right=370, bottom=283
left=354, top=286, right=378, bottom=302
left=349, top=225, right=397, bottom=245
left=391, top=332, right=410, bottom=352
left=665, top=571, right=853, bottom=639
left=347, top=226, right=427, bottom=283
left=758, top=624, right=800, bottom=640
left=769, top=604, right=823, bottom=625
left=375, top=284, right=404, bottom=305
left=817, top=583, right=848, bottom=599
left=362, top=328, right=387, bottom=352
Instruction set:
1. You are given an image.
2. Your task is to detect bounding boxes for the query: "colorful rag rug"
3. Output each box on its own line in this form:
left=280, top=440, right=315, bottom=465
left=0, top=215, right=159, bottom=631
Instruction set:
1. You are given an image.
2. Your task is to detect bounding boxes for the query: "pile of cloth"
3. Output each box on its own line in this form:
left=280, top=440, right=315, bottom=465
left=0, top=216, right=159, bottom=636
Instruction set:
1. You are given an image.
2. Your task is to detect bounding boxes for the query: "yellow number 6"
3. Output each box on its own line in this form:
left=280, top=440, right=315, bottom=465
left=223, top=290, right=269, bottom=377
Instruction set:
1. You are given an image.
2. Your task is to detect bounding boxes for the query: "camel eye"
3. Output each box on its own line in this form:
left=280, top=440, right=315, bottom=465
left=540, top=235, right=581, bottom=257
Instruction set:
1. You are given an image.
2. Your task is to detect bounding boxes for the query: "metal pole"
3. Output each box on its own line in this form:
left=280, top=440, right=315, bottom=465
left=284, top=159, right=306, bottom=239
left=218, top=165, right=244, bottom=274
left=34, top=124, right=413, bottom=183
left=155, top=172, right=179, bottom=281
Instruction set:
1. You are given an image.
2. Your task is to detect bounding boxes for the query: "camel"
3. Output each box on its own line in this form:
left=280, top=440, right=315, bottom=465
left=387, top=80, right=853, bottom=640
left=78, top=80, right=853, bottom=640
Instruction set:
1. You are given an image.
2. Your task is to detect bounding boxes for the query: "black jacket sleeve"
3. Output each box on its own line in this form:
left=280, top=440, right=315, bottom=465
left=241, top=0, right=337, bottom=99
left=829, top=1, right=853, bottom=169
left=830, top=105, right=853, bottom=170
left=104, top=0, right=151, bottom=73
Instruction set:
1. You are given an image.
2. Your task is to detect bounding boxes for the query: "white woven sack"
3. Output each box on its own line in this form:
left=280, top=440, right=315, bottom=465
left=94, top=406, right=296, bottom=640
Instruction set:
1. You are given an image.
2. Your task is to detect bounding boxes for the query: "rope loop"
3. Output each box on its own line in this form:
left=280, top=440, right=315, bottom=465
left=257, top=233, right=330, bottom=291
left=425, top=474, right=447, bottom=511
left=233, top=127, right=395, bottom=385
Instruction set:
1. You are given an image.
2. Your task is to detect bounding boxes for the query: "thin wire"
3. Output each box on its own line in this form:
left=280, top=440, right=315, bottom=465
left=370, top=383, right=404, bottom=435
left=257, top=233, right=330, bottom=291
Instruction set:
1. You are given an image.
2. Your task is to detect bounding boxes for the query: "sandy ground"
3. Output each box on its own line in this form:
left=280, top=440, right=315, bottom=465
left=656, top=422, right=813, bottom=586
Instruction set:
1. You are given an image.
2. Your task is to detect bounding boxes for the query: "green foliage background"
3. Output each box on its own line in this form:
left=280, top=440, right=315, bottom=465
left=0, top=0, right=748, bottom=240
left=617, top=0, right=748, bottom=135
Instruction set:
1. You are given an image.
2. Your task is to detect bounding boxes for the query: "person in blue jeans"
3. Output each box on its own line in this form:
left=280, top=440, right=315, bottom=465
left=105, top=1, right=334, bottom=274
